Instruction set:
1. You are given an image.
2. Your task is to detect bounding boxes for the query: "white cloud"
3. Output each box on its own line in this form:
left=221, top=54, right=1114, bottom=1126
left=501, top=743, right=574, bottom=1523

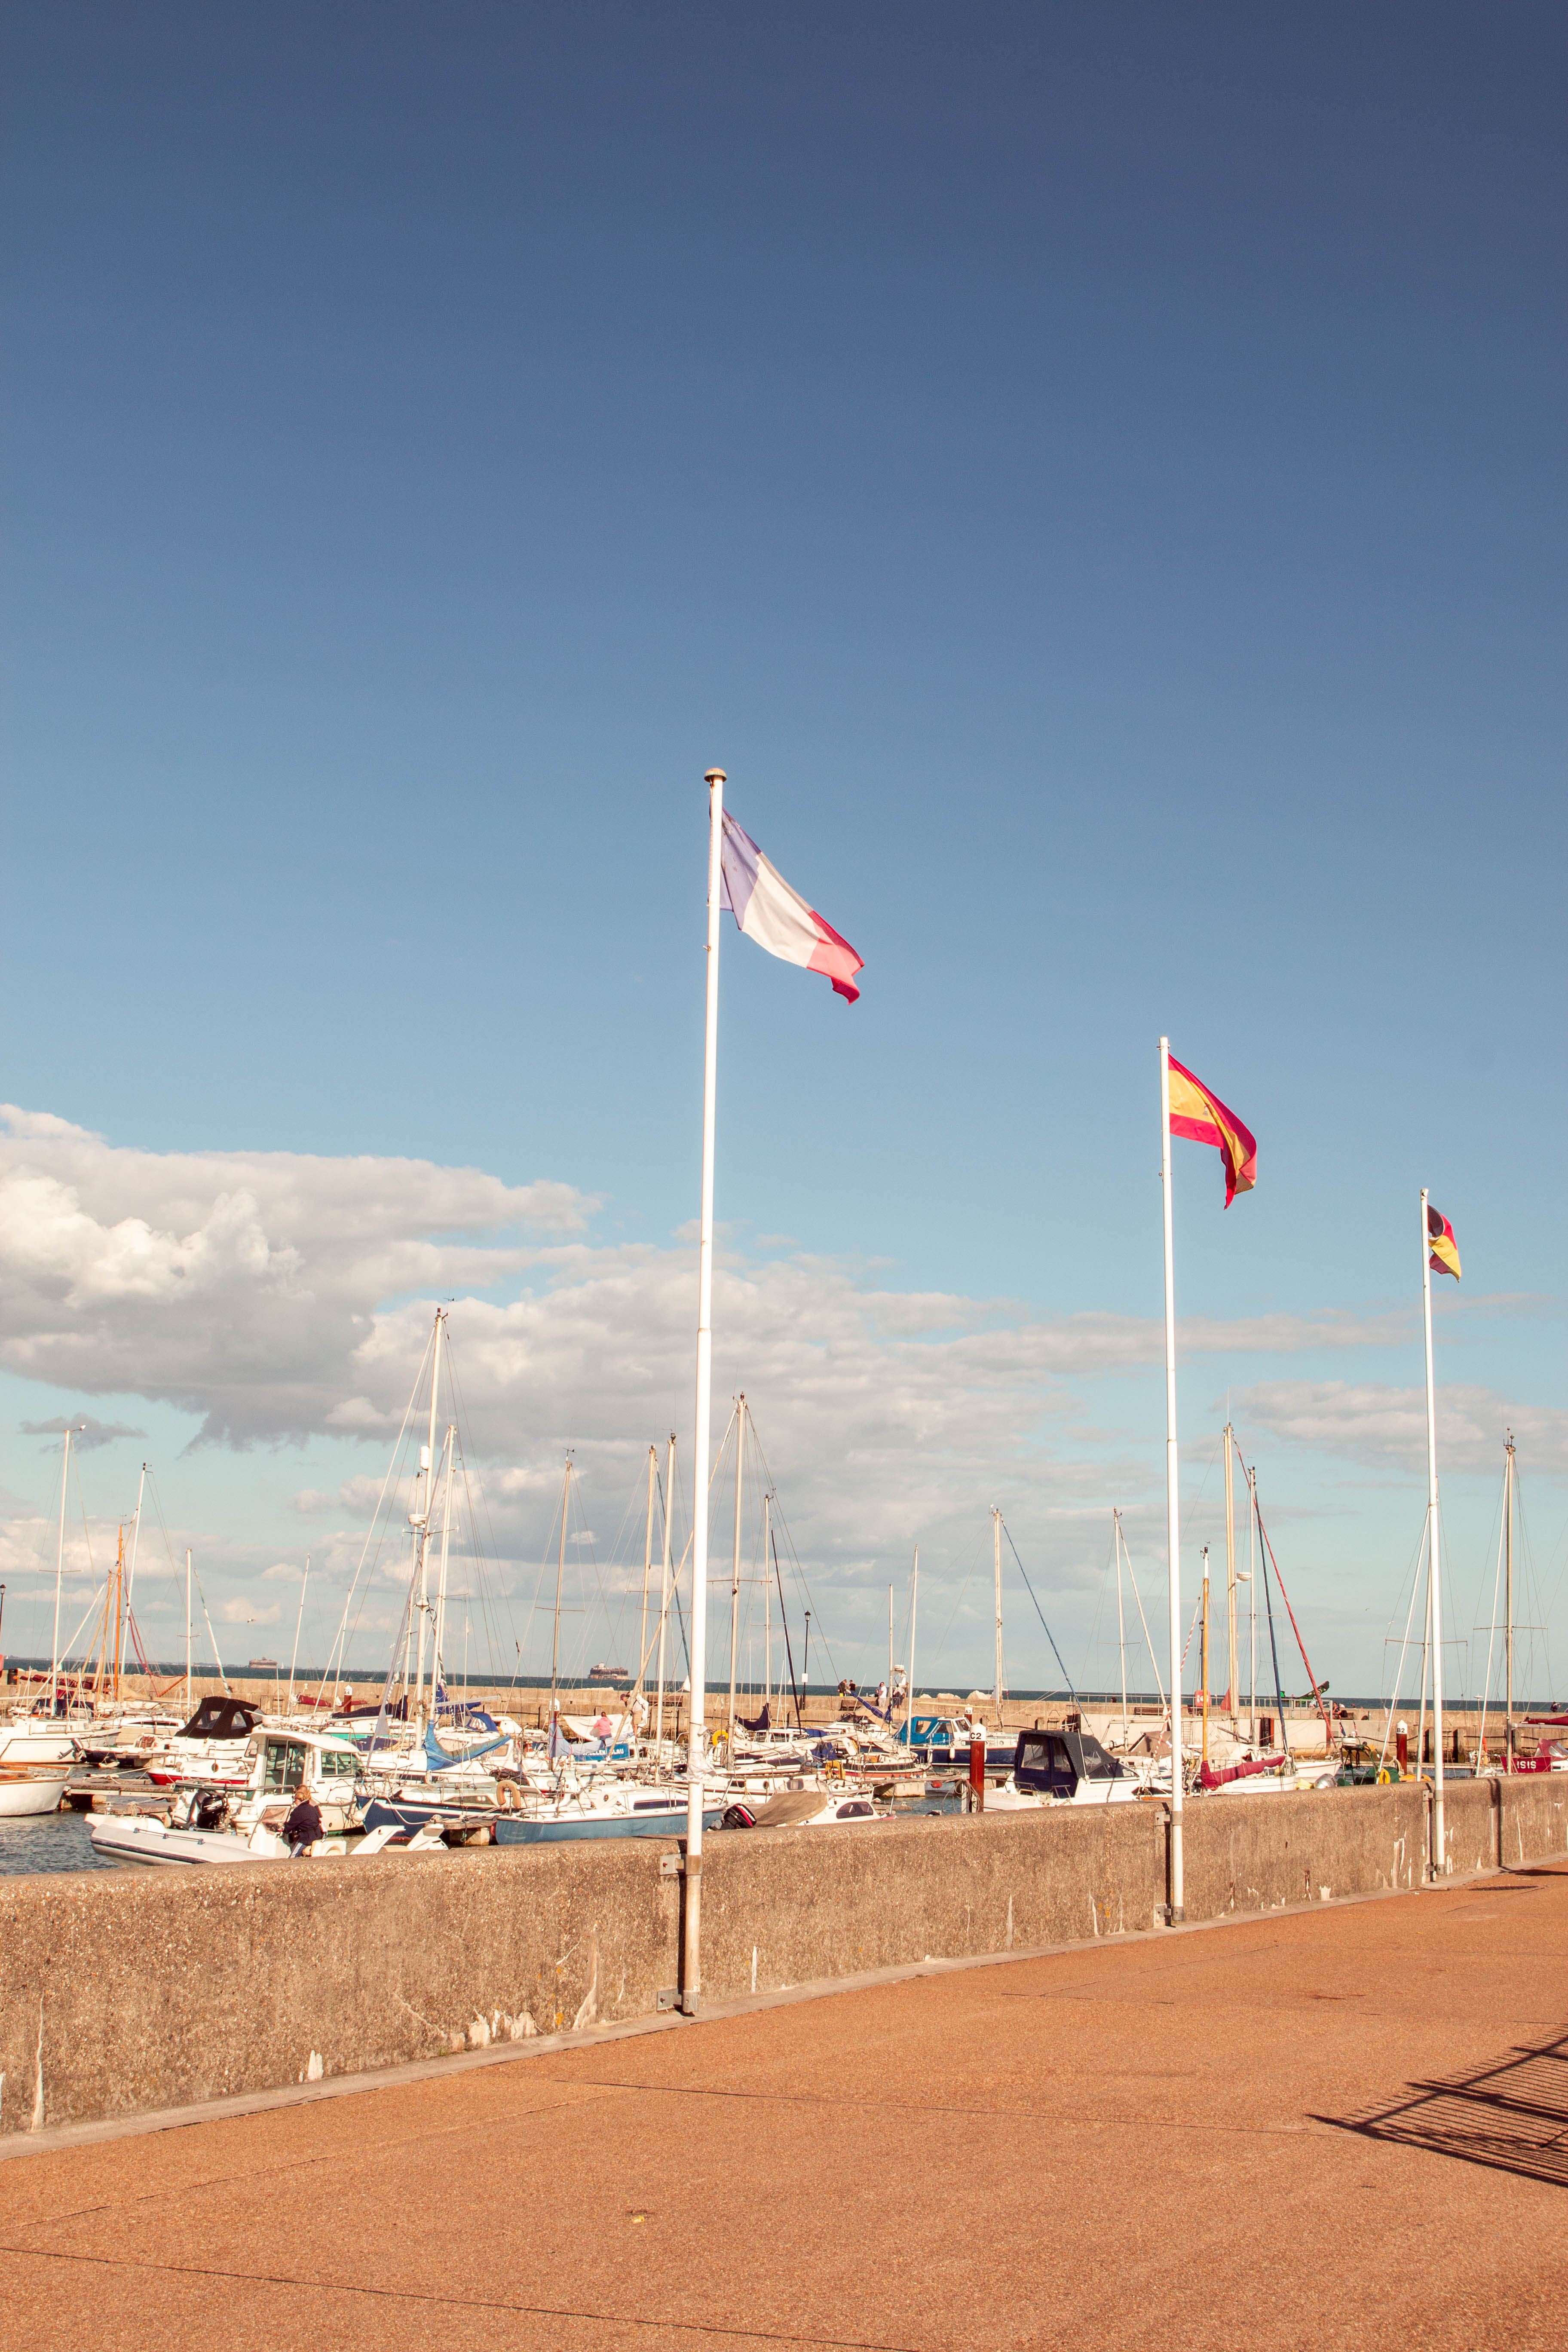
left=0, top=1104, right=1417, bottom=1495
left=285, top=1489, right=340, bottom=1518
left=0, top=1105, right=1558, bottom=1668
left=219, top=1598, right=282, bottom=1628
left=1232, top=1381, right=1568, bottom=1476
left=0, top=1105, right=592, bottom=1444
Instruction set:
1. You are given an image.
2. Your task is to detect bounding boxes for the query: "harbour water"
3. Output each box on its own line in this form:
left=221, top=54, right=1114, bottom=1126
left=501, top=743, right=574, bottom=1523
left=0, top=1810, right=120, bottom=1877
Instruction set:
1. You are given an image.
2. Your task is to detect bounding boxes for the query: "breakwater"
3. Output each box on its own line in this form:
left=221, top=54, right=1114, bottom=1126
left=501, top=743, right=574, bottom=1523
left=3, top=1774, right=1565, bottom=2138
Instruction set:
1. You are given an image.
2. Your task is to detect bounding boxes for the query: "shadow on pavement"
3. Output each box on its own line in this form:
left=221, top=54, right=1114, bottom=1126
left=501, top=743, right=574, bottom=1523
left=1320, top=2030, right=1568, bottom=2187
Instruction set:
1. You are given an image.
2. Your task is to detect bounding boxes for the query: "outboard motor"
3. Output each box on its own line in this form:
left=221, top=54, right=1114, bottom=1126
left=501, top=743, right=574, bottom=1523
left=191, top=1786, right=228, bottom=1832
left=721, top=1801, right=758, bottom=1829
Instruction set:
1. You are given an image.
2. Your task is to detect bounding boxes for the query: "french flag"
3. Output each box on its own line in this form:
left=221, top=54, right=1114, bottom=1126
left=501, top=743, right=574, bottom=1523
left=720, top=814, right=864, bottom=1004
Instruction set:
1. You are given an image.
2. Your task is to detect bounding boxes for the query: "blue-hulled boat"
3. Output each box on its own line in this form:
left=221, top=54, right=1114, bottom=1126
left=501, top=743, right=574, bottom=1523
left=495, top=1788, right=725, bottom=1844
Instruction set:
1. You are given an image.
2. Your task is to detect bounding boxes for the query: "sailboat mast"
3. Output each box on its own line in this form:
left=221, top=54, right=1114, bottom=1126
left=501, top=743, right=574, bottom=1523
left=763, top=1491, right=772, bottom=1713
left=639, top=1444, right=656, bottom=1701
left=413, top=1310, right=443, bottom=1726
left=111, top=1524, right=126, bottom=1704
left=992, top=1506, right=1003, bottom=1721
left=1247, top=1465, right=1258, bottom=1745
left=432, top=1425, right=456, bottom=1717
left=655, top=1434, right=675, bottom=1753
left=89, top=1547, right=110, bottom=1712
left=1114, top=1510, right=1128, bottom=1743
left=288, top=1556, right=309, bottom=1712
left=50, top=1426, right=73, bottom=1715
left=119, top=1466, right=146, bottom=1697
left=727, top=1396, right=745, bottom=1757
left=124, top=1462, right=147, bottom=1623
left=907, top=1547, right=919, bottom=1751
left=185, top=1547, right=192, bottom=1718
left=888, top=1581, right=894, bottom=1701
left=1504, top=1429, right=1516, bottom=1766
left=1224, top=1423, right=1237, bottom=1715
left=549, top=1457, right=570, bottom=1724
left=1200, top=1547, right=1210, bottom=1770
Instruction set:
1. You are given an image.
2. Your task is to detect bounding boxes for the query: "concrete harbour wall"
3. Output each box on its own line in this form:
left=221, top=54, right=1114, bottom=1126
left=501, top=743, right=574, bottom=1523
left=4, top=1775, right=1567, bottom=2138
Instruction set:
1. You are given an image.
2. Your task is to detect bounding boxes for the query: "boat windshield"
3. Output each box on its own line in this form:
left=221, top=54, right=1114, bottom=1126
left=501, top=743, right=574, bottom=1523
left=261, top=1740, right=309, bottom=1793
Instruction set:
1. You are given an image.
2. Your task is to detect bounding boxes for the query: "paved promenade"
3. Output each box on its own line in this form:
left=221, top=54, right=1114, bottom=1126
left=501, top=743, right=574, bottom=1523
left=3, top=1861, right=1565, bottom=2350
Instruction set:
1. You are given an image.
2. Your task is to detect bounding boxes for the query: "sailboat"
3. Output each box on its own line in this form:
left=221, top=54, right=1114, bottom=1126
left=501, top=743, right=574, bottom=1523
left=1476, top=1435, right=1566, bottom=1775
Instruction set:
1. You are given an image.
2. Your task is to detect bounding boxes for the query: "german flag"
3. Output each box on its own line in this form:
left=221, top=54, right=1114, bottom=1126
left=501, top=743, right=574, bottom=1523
left=1427, top=1204, right=1461, bottom=1280
left=1168, top=1056, right=1257, bottom=1208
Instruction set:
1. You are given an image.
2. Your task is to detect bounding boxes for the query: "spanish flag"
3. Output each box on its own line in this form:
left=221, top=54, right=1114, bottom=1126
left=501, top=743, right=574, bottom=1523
left=1427, top=1204, right=1461, bottom=1280
left=1168, top=1055, right=1257, bottom=1208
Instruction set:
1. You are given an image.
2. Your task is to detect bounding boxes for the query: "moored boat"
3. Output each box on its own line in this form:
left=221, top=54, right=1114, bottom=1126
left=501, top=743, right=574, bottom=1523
left=0, top=1763, right=71, bottom=1818
left=494, top=1781, right=725, bottom=1844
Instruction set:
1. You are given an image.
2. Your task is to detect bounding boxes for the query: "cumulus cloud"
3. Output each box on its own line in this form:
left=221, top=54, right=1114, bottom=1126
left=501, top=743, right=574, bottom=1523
left=1232, top=1381, right=1568, bottom=1476
left=220, top=1599, right=282, bottom=1629
left=3, top=1104, right=1554, bottom=1642
left=0, top=1105, right=592, bottom=1443
left=0, top=1103, right=1415, bottom=1489
left=285, top=1488, right=341, bottom=1518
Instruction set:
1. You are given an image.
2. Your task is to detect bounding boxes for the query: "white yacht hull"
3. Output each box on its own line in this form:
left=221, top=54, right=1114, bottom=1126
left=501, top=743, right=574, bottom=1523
left=0, top=1767, right=70, bottom=1817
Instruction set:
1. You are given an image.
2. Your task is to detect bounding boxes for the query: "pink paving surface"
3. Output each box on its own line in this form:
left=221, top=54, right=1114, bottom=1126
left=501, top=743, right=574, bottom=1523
left=3, top=1865, right=1566, bottom=2350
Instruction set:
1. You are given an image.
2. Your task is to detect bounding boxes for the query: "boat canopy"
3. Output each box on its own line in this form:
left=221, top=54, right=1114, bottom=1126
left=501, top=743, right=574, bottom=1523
left=1012, top=1729, right=1132, bottom=1795
left=747, top=1791, right=836, bottom=1829
left=178, top=1697, right=263, bottom=1741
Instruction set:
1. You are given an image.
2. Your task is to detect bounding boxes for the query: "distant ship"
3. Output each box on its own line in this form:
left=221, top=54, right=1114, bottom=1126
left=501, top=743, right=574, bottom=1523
left=248, top=1657, right=278, bottom=1669
left=588, top=1663, right=629, bottom=1682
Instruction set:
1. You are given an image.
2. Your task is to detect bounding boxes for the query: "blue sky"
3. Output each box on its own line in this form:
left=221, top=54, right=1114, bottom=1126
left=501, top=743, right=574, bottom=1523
left=0, top=5, right=1563, bottom=1699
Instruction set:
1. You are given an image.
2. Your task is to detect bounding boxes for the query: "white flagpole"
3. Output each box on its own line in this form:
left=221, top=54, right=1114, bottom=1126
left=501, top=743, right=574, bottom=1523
left=1421, top=1187, right=1446, bottom=1877
left=655, top=1433, right=675, bottom=1755
left=683, top=767, right=726, bottom=2012
left=1160, top=1036, right=1184, bottom=1923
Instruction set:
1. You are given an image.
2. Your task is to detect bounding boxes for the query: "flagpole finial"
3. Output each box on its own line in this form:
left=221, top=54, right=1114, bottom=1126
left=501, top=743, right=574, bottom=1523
left=705, top=769, right=726, bottom=787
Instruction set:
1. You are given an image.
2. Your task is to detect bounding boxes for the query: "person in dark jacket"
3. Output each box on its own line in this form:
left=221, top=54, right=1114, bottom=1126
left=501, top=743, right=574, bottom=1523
left=283, top=1783, right=323, bottom=1855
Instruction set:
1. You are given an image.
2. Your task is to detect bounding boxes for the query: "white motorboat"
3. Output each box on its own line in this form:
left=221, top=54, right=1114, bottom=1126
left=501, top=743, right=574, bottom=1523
left=89, top=1807, right=305, bottom=1867
left=143, top=1694, right=268, bottom=1787
left=146, top=1721, right=369, bottom=1825
left=74, top=1705, right=185, bottom=1767
left=721, top=1788, right=892, bottom=1829
left=0, top=1720, right=77, bottom=1769
left=0, top=1764, right=71, bottom=1818
left=89, top=1789, right=455, bottom=1867
left=200, top=1724, right=368, bottom=1832
left=992, top=1728, right=1149, bottom=1808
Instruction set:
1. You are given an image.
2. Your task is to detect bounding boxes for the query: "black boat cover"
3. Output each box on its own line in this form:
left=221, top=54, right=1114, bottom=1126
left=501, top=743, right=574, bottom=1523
left=177, top=1696, right=263, bottom=1741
